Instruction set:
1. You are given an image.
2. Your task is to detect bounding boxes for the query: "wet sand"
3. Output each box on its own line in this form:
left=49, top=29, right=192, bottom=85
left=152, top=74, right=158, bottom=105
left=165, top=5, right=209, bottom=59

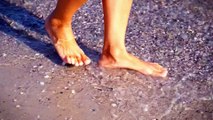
left=0, top=0, right=212, bottom=120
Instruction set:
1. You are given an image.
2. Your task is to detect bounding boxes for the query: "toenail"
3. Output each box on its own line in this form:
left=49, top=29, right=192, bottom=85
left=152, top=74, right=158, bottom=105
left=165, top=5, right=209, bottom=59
left=162, top=70, right=168, bottom=77
left=71, top=58, right=75, bottom=64
left=75, top=62, right=79, bottom=66
left=84, top=59, right=91, bottom=65
left=67, top=58, right=72, bottom=64
left=79, top=62, right=83, bottom=66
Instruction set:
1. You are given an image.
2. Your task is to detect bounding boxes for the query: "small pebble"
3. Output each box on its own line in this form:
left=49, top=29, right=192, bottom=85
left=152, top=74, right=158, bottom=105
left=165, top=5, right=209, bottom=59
left=41, top=89, right=46, bottom=93
left=40, top=81, right=45, bottom=86
left=35, top=53, right=40, bottom=56
left=33, top=65, right=37, bottom=68
left=111, top=113, right=118, bottom=118
left=20, top=92, right=24, bottom=95
left=64, top=87, right=69, bottom=90
left=13, top=99, right=17, bottom=102
left=51, top=68, right=55, bottom=72
left=143, top=105, right=149, bottom=112
left=37, top=115, right=40, bottom=119
left=2, top=53, right=7, bottom=57
left=64, top=117, right=72, bottom=120
left=71, top=90, right=76, bottom=94
left=111, top=103, right=117, bottom=107
left=38, top=66, right=43, bottom=69
left=16, top=105, right=21, bottom=108
left=44, top=75, right=50, bottom=79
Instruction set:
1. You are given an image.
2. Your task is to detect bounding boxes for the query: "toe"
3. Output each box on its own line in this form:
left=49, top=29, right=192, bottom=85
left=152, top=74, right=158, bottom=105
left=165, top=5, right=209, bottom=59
left=76, top=54, right=83, bottom=66
left=154, top=68, right=168, bottom=78
left=160, top=68, right=168, bottom=78
left=150, top=63, right=164, bottom=71
left=63, top=56, right=70, bottom=64
left=75, top=61, right=79, bottom=66
left=73, top=56, right=80, bottom=66
left=141, top=66, right=168, bottom=78
left=81, top=54, right=91, bottom=65
left=79, top=61, right=83, bottom=66
left=84, top=59, right=91, bottom=65
left=71, top=57, right=76, bottom=65
left=66, top=57, right=72, bottom=64
left=76, top=56, right=83, bottom=66
left=149, top=63, right=167, bottom=74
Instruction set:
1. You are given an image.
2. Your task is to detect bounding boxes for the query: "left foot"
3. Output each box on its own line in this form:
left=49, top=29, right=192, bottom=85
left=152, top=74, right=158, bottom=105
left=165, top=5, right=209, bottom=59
left=98, top=49, right=168, bottom=78
left=45, top=14, right=91, bottom=66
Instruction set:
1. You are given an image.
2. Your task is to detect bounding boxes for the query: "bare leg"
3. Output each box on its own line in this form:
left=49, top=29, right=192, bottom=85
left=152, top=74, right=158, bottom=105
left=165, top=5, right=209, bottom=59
left=45, top=0, right=91, bottom=66
left=99, top=0, right=168, bottom=77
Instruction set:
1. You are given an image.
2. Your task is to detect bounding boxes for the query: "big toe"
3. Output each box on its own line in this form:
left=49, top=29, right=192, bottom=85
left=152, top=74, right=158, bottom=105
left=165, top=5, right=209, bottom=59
left=143, top=66, right=168, bottom=78
left=149, top=63, right=168, bottom=77
left=159, top=68, right=168, bottom=77
left=153, top=68, right=168, bottom=78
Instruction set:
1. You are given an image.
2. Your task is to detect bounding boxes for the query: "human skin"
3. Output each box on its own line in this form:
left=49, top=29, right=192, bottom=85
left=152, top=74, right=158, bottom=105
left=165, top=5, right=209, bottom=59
left=45, top=0, right=168, bottom=77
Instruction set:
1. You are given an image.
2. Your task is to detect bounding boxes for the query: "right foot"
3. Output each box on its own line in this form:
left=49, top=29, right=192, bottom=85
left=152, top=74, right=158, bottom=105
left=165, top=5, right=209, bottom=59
left=45, top=15, right=91, bottom=66
left=99, top=49, right=168, bottom=78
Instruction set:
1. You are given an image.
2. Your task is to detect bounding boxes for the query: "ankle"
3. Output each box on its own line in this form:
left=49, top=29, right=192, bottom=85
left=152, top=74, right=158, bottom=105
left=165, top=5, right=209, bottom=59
left=46, top=13, right=71, bottom=27
left=102, top=46, right=127, bottom=58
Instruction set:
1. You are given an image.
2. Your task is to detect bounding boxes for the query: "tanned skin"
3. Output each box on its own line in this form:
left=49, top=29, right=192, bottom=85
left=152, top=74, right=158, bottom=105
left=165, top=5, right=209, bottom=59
left=45, top=0, right=168, bottom=77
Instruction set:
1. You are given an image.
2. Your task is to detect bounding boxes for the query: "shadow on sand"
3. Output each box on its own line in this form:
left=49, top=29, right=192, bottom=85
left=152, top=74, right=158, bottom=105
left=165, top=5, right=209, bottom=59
left=0, top=0, right=100, bottom=65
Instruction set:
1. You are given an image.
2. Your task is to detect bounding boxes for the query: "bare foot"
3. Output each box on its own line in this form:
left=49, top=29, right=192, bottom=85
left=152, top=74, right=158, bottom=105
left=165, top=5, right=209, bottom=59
left=45, top=15, right=91, bottom=66
left=98, top=49, right=168, bottom=78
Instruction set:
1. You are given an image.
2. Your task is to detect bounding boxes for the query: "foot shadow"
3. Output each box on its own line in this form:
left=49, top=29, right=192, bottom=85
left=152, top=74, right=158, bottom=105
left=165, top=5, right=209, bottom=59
left=0, top=0, right=100, bottom=65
